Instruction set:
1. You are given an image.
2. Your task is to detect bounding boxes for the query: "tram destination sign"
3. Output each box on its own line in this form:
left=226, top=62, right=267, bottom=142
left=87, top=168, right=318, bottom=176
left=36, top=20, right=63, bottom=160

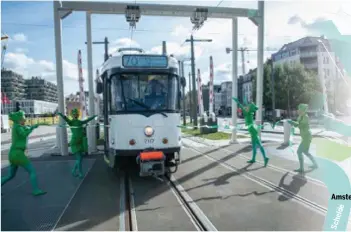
left=122, top=55, right=168, bottom=68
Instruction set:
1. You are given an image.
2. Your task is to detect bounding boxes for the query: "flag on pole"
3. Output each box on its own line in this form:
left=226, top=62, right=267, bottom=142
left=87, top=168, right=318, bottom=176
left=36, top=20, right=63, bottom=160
left=78, top=50, right=87, bottom=118
left=1, top=92, right=10, bottom=104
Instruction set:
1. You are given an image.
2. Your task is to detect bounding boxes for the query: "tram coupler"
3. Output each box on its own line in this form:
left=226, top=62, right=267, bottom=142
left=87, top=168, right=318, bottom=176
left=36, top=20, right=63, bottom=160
left=136, top=151, right=166, bottom=177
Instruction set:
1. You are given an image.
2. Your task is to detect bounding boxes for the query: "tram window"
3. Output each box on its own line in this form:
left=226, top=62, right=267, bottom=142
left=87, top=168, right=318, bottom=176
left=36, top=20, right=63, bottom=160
left=110, top=73, right=178, bottom=112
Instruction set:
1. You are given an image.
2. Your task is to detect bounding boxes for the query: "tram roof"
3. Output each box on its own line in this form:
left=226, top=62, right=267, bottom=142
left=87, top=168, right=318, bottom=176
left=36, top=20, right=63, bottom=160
left=99, top=52, right=179, bottom=75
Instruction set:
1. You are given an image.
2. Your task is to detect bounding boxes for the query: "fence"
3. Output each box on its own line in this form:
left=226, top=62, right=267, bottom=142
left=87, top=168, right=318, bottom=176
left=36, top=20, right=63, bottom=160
left=7, top=116, right=60, bottom=127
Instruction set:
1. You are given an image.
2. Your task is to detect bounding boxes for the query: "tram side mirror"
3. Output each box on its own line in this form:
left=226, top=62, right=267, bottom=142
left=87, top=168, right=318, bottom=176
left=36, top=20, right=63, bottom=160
left=96, top=81, right=103, bottom=94
left=180, top=76, right=186, bottom=87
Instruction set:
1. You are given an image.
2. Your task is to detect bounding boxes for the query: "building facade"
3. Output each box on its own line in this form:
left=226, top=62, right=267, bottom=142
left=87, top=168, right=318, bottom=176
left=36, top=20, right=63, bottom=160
left=272, top=36, right=343, bottom=111
left=65, top=91, right=103, bottom=118
left=2, top=100, right=58, bottom=115
left=1, top=69, right=26, bottom=100
left=25, top=76, right=58, bottom=103
left=238, top=69, right=255, bottom=104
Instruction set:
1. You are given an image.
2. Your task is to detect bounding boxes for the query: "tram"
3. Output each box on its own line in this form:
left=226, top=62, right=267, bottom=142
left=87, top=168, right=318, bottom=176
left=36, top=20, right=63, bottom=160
left=96, top=47, right=185, bottom=177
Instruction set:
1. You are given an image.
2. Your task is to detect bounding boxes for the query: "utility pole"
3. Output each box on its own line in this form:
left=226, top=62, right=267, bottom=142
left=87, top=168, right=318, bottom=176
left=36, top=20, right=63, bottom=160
left=181, top=61, right=186, bottom=126
left=271, top=56, right=276, bottom=112
left=185, top=35, right=212, bottom=127
left=238, top=47, right=248, bottom=75
left=188, top=72, right=193, bottom=123
left=85, top=36, right=109, bottom=62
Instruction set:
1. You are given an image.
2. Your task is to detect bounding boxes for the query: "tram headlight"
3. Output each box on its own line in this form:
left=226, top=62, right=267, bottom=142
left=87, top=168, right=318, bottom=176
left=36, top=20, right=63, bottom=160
left=129, top=139, right=136, bottom=145
left=162, top=138, right=168, bottom=144
left=144, top=126, right=154, bottom=137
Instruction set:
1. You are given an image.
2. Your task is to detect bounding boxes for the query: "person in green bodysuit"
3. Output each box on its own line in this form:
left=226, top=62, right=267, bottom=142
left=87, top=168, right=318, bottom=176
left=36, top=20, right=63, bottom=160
left=288, top=103, right=318, bottom=173
left=1, top=111, right=46, bottom=196
left=233, top=97, right=269, bottom=167
left=57, top=108, right=97, bottom=178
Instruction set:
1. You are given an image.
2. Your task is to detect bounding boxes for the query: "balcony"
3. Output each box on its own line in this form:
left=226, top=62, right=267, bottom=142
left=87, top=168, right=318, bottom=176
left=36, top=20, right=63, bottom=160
left=303, top=62, right=318, bottom=69
left=300, top=51, right=317, bottom=58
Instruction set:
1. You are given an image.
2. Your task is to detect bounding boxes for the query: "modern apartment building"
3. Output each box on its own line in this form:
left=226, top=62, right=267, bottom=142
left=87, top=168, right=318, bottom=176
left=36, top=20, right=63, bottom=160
left=1, top=69, right=26, bottom=100
left=2, top=100, right=58, bottom=115
left=25, top=76, right=58, bottom=103
left=272, top=36, right=344, bottom=111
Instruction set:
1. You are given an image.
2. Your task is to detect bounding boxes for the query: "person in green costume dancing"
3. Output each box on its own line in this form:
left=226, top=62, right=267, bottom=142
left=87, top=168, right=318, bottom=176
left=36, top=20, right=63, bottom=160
left=57, top=108, right=97, bottom=178
left=1, top=111, right=47, bottom=196
left=288, top=103, right=318, bottom=173
left=233, top=97, right=269, bottom=167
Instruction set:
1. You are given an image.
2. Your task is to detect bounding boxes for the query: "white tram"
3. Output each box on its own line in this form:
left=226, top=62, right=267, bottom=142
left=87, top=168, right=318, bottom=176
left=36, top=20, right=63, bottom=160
left=96, top=48, right=185, bottom=177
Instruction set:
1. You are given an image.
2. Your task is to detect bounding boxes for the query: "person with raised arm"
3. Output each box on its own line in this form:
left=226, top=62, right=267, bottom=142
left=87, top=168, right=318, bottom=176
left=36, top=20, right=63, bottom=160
left=288, top=103, right=318, bottom=173
left=233, top=97, right=269, bottom=167
left=57, top=108, right=97, bottom=178
left=1, top=110, right=47, bottom=196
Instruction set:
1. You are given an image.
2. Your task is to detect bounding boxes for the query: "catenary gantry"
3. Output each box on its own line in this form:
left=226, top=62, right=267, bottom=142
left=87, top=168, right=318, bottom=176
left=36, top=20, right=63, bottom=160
left=53, top=1, right=265, bottom=155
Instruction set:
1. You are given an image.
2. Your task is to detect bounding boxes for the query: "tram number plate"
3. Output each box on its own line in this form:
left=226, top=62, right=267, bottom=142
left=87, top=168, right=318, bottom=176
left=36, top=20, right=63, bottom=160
left=145, top=138, right=155, bottom=144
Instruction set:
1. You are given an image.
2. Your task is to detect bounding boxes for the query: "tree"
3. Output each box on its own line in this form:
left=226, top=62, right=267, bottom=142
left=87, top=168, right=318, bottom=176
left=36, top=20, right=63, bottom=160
left=252, top=58, right=273, bottom=109
left=252, top=60, right=320, bottom=115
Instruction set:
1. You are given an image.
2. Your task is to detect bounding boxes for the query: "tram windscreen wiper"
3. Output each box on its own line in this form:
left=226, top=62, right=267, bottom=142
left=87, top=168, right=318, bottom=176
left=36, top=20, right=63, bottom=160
left=127, top=98, right=151, bottom=110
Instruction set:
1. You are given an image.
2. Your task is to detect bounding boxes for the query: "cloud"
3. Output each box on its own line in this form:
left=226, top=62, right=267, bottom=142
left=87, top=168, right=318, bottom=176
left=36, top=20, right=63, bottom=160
left=3, top=52, right=87, bottom=95
left=108, top=37, right=140, bottom=54
left=15, top=48, right=29, bottom=53
left=10, top=33, right=27, bottom=42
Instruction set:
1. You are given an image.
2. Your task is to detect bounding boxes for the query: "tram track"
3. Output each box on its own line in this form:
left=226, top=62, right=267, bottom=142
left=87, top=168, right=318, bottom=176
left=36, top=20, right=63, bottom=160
left=182, top=138, right=329, bottom=216
left=121, top=169, right=217, bottom=231
left=183, top=137, right=351, bottom=226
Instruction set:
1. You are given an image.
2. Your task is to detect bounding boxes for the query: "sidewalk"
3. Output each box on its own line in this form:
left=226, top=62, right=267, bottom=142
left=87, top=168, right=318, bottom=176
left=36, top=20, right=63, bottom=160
left=1, top=126, right=72, bottom=145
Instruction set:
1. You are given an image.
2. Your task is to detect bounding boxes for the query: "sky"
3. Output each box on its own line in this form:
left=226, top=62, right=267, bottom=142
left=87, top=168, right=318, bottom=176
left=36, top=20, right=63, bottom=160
left=1, top=0, right=351, bottom=96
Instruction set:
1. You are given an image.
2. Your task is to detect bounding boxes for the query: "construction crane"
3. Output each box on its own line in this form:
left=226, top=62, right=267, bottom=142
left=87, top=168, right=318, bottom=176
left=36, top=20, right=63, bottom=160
left=1, top=34, right=9, bottom=69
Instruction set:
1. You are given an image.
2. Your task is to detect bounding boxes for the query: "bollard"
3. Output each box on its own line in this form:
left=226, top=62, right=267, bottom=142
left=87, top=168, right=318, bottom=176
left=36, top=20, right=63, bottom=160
left=283, top=119, right=292, bottom=145
left=203, top=112, right=208, bottom=123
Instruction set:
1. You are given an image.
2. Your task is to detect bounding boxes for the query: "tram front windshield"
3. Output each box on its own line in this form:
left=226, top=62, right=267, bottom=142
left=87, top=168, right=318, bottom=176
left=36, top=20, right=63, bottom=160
left=110, top=73, right=178, bottom=113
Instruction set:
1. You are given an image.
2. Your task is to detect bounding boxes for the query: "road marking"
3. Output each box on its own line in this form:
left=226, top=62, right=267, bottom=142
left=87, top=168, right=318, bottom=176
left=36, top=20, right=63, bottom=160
left=119, top=173, right=126, bottom=231
left=169, top=175, right=218, bottom=231
left=128, top=176, right=138, bottom=231
left=187, top=147, right=326, bottom=216
left=182, top=137, right=325, bottom=187
left=220, top=147, right=326, bottom=187
left=52, top=159, right=96, bottom=231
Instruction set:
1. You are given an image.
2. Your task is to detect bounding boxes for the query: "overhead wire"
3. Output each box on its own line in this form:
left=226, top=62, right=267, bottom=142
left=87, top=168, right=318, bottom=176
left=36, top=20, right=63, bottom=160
left=172, top=0, right=225, bottom=58
left=129, top=0, right=137, bottom=50
left=1, top=22, right=302, bottom=38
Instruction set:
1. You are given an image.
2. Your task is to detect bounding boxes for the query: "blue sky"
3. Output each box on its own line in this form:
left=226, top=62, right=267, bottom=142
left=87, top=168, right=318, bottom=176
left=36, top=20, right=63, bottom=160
left=1, top=0, right=351, bottom=95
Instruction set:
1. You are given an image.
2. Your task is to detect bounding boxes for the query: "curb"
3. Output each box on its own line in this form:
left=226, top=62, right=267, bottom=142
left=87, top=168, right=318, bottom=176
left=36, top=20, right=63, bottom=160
left=238, top=128, right=337, bottom=139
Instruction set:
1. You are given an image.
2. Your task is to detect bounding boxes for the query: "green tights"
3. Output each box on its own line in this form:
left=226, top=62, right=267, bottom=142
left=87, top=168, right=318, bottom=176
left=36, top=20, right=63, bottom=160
left=72, top=153, right=84, bottom=179
left=295, top=140, right=318, bottom=172
left=1, top=163, right=46, bottom=196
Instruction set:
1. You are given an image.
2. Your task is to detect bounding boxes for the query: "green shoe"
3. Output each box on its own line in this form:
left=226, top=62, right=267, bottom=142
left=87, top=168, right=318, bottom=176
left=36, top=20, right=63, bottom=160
left=32, top=189, right=47, bottom=196
left=78, top=173, right=85, bottom=179
left=294, top=168, right=304, bottom=173
left=264, top=157, right=269, bottom=167
left=247, top=160, right=256, bottom=164
left=71, top=169, right=77, bottom=177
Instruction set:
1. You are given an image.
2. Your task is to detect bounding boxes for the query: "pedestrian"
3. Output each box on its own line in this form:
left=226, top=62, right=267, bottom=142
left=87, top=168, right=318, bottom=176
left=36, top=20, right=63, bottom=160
left=57, top=108, right=97, bottom=178
left=233, top=97, right=269, bottom=167
left=288, top=103, right=318, bottom=173
left=1, top=110, right=46, bottom=196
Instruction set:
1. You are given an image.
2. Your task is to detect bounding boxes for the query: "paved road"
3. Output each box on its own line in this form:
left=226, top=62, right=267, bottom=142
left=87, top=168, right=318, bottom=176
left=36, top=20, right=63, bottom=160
left=2, top=138, right=344, bottom=231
